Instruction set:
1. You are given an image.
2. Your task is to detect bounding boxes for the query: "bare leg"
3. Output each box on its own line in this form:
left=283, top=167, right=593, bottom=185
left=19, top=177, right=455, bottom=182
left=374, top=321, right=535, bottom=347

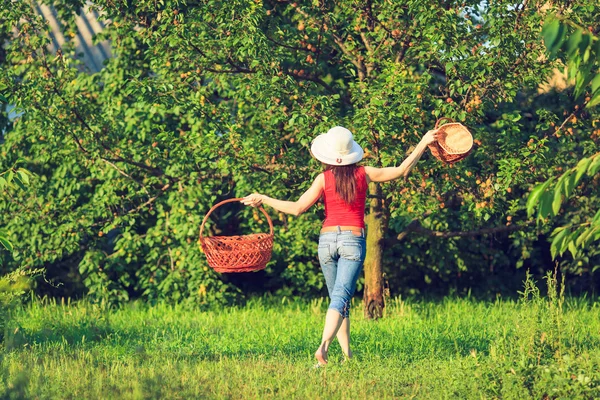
left=336, top=317, right=352, bottom=359
left=315, top=309, right=344, bottom=365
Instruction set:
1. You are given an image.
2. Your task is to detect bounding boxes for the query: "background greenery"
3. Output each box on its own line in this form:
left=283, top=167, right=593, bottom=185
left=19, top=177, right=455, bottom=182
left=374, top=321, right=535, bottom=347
left=0, top=1, right=599, bottom=307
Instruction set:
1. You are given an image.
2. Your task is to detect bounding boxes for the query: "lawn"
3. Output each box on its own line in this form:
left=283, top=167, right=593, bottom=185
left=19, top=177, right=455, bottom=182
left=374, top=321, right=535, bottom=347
left=1, top=277, right=599, bottom=399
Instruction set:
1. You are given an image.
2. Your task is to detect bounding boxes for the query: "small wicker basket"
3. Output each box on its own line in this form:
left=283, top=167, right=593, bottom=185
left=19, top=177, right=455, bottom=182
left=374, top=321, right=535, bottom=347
left=199, top=198, right=274, bottom=273
left=428, top=117, right=474, bottom=164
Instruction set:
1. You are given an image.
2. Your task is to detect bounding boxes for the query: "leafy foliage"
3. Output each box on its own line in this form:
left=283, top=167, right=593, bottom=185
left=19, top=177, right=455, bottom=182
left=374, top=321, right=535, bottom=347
left=528, top=153, right=600, bottom=260
left=0, top=160, right=32, bottom=252
left=542, top=16, right=600, bottom=107
left=528, top=18, right=600, bottom=264
left=0, top=1, right=599, bottom=305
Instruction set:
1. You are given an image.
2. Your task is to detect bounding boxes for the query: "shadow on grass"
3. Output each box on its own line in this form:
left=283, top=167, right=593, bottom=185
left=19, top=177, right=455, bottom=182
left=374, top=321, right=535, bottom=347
left=4, top=322, right=495, bottom=365
left=4, top=320, right=316, bottom=363
left=5, top=319, right=116, bottom=350
left=350, top=331, right=493, bottom=363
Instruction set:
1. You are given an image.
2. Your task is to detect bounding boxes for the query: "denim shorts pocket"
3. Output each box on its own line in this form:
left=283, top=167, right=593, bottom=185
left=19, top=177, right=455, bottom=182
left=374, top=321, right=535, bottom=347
left=339, top=243, right=363, bottom=261
left=318, top=243, right=332, bottom=263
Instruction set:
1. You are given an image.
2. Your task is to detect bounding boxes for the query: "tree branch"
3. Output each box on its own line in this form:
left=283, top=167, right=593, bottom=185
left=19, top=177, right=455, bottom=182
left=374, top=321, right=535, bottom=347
left=265, top=34, right=311, bottom=52
left=395, top=34, right=412, bottom=64
left=127, top=183, right=172, bottom=215
left=364, top=0, right=376, bottom=31
left=333, top=34, right=366, bottom=80
left=283, top=69, right=335, bottom=93
left=514, top=0, right=529, bottom=32
left=360, top=31, right=374, bottom=54
left=100, top=158, right=149, bottom=194
left=185, top=36, right=255, bottom=74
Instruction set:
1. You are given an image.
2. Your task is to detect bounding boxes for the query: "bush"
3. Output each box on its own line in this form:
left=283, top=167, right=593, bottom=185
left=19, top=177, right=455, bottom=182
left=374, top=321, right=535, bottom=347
left=0, top=268, right=43, bottom=342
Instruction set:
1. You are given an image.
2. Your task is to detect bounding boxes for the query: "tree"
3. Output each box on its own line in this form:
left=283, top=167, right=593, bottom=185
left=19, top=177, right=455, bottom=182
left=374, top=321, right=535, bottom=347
left=1, top=1, right=598, bottom=310
left=528, top=17, right=600, bottom=265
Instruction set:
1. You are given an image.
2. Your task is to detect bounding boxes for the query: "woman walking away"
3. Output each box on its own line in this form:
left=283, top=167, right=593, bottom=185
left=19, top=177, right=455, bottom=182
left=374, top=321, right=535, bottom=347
left=241, top=126, right=439, bottom=366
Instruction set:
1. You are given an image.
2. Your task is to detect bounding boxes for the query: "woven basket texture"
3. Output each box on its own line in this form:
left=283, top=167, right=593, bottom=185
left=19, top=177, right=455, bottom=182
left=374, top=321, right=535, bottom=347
left=428, top=118, right=473, bottom=164
left=200, top=199, right=274, bottom=273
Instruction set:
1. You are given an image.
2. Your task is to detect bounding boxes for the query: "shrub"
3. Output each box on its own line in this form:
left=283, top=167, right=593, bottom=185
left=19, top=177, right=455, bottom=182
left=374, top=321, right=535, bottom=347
left=0, top=268, right=43, bottom=342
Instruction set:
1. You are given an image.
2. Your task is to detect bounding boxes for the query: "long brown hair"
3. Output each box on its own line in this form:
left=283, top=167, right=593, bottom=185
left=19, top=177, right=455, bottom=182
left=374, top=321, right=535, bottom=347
left=323, top=163, right=359, bottom=205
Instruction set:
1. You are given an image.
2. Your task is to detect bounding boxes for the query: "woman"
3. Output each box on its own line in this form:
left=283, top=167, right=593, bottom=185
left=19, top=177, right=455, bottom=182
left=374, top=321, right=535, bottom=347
left=241, top=126, right=439, bottom=366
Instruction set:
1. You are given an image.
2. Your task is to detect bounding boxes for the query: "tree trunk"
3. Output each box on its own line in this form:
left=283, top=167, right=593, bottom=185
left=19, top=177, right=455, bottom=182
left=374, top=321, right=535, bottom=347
left=363, top=182, right=387, bottom=319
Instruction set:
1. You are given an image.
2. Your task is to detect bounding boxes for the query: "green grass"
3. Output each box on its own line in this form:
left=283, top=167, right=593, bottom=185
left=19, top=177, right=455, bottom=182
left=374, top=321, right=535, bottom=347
left=1, top=279, right=600, bottom=399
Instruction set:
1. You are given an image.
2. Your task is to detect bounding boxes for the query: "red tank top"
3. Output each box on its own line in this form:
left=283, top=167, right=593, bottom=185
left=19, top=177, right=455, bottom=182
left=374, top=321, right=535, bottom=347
left=322, top=166, right=367, bottom=229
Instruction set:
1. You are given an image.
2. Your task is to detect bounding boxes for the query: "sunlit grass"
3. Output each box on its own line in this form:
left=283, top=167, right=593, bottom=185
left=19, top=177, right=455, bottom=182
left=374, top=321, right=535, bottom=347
left=1, top=285, right=600, bottom=399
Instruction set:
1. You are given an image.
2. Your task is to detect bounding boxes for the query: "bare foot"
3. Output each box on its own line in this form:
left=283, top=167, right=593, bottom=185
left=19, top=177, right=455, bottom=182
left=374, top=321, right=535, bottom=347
left=315, top=345, right=328, bottom=366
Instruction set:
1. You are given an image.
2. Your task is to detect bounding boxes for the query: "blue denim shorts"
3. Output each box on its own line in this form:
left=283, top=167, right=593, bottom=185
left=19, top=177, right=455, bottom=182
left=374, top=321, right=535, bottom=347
left=318, top=227, right=367, bottom=318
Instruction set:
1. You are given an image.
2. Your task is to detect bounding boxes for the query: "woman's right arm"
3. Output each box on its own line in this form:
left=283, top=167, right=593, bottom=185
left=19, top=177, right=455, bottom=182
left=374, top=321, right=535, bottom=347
left=365, top=130, right=439, bottom=183
left=240, top=173, right=324, bottom=216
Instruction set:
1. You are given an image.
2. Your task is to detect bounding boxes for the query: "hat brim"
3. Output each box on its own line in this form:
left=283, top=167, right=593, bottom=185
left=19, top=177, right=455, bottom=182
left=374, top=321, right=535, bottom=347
left=310, top=133, right=364, bottom=166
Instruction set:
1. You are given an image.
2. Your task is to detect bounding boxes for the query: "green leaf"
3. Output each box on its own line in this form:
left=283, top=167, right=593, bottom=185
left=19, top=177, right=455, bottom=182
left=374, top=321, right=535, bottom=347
left=575, top=157, right=593, bottom=183
left=13, top=176, right=26, bottom=191
left=591, top=74, right=600, bottom=94
left=538, top=190, right=554, bottom=220
left=527, top=179, right=553, bottom=217
left=552, top=185, right=563, bottom=215
left=566, top=29, right=583, bottom=57
left=550, top=227, right=569, bottom=259
left=526, top=184, right=544, bottom=217
left=0, top=235, right=13, bottom=252
left=587, top=155, right=600, bottom=176
left=581, top=226, right=599, bottom=248
left=578, top=33, right=592, bottom=56
left=559, top=230, right=573, bottom=257
left=567, top=240, right=578, bottom=258
left=586, top=90, right=600, bottom=109
left=542, top=19, right=561, bottom=52
left=574, top=62, right=595, bottom=98
left=550, top=23, right=567, bottom=56
left=576, top=226, right=593, bottom=247
left=564, top=171, right=577, bottom=197
left=552, top=174, right=567, bottom=215
left=17, top=169, right=30, bottom=185
left=0, top=95, right=8, bottom=104
left=590, top=209, right=600, bottom=226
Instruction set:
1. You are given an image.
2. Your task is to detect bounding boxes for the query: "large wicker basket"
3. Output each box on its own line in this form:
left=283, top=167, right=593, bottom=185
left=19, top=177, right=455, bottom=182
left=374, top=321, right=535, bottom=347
left=199, top=198, right=274, bottom=273
left=428, top=117, right=474, bottom=164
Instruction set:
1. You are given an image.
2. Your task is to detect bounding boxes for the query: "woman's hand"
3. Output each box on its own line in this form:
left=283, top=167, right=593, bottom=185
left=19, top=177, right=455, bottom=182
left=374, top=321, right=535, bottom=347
left=420, top=129, right=441, bottom=146
left=240, top=193, right=264, bottom=207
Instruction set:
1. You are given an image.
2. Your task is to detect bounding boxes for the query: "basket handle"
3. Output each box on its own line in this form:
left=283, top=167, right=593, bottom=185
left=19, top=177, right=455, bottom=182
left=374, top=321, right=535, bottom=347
left=199, top=198, right=274, bottom=242
left=435, top=117, right=455, bottom=129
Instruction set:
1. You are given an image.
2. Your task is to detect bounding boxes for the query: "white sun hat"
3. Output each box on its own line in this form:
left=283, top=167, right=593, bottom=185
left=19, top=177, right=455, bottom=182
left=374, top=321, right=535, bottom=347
left=310, top=126, right=364, bottom=166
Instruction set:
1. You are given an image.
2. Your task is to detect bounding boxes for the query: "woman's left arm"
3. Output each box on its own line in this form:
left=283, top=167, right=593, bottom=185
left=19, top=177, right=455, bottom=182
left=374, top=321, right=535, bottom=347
left=241, top=173, right=324, bottom=216
left=364, top=130, right=439, bottom=183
